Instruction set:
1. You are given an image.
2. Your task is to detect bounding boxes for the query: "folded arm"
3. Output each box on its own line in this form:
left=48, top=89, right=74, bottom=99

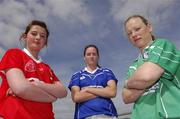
left=70, top=86, right=97, bottom=103
left=82, top=80, right=117, bottom=98
left=31, top=80, right=67, bottom=98
left=122, top=88, right=144, bottom=104
left=126, top=62, right=164, bottom=89
left=122, top=62, right=164, bottom=104
left=6, top=68, right=57, bottom=102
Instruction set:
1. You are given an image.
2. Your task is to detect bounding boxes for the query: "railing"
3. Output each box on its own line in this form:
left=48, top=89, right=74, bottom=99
left=118, top=112, right=131, bottom=119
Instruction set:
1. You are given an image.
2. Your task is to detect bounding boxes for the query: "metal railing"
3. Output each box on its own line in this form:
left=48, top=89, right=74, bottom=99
left=118, top=112, right=131, bottom=119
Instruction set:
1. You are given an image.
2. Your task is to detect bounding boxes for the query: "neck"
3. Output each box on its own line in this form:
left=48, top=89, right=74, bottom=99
left=26, top=48, right=39, bottom=60
left=140, top=39, right=153, bottom=53
left=87, top=65, right=97, bottom=72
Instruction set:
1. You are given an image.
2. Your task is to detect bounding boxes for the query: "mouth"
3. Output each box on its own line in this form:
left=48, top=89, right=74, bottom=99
left=33, top=41, right=41, bottom=45
left=134, top=38, right=141, bottom=42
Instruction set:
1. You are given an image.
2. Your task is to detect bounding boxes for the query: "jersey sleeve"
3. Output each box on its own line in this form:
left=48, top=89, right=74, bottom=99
left=146, top=39, right=180, bottom=76
left=104, top=69, right=118, bottom=84
left=0, top=71, right=8, bottom=101
left=0, top=49, right=23, bottom=71
left=68, top=72, right=80, bottom=90
left=50, top=69, right=59, bottom=82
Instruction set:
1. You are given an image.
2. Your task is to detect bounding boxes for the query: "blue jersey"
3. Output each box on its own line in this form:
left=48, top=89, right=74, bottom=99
left=68, top=68, right=118, bottom=119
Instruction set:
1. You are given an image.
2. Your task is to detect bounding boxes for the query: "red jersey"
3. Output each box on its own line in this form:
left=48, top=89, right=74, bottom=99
left=0, top=48, right=59, bottom=119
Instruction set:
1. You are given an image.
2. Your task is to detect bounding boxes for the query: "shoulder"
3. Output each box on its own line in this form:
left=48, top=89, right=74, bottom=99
left=7, top=48, right=22, bottom=52
left=5, top=48, right=23, bottom=56
left=99, top=68, right=114, bottom=74
left=70, top=70, right=84, bottom=81
left=153, top=38, right=175, bottom=47
left=5, top=48, right=22, bottom=54
left=100, top=67, right=113, bottom=72
left=71, top=70, right=83, bottom=77
left=148, top=39, right=178, bottom=52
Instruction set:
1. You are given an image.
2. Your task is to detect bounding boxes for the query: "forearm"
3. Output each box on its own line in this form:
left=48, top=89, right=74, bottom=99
left=17, top=84, right=57, bottom=102
left=122, top=88, right=144, bottom=104
left=84, top=80, right=117, bottom=98
left=6, top=69, right=56, bottom=102
left=72, top=91, right=97, bottom=103
left=126, top=62, right=163, bottom=90
left=37, top=81, right=67, bottom=98
left=85, top=87, right=116, bottom=98
left=125, top=79, right=155, bottom=90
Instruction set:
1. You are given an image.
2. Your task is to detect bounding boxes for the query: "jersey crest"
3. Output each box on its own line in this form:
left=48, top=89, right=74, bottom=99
left=24, top=60, right=36, bottom=72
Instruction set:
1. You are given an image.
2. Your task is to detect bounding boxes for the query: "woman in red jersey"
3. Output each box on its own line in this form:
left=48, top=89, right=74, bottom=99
left=0, top=20, right=67, bottom=119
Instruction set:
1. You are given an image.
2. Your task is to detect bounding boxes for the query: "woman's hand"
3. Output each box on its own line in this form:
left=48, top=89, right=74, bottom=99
left=6, top=88, right=15, bottom=96
left=28, top=78, right=44, bottom=86
left=5, top=78, right=43, bottom=97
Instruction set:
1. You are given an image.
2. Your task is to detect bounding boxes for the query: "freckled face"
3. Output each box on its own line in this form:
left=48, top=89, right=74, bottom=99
left=125, top=17, right=153, bottom=50
left=24, top=25, right=47, bottom=52
left=84, top=47, right=99, bottom=67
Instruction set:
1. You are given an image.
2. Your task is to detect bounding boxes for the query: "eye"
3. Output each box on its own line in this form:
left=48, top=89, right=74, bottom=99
left=135, top=27, right=141, bottom=32
left=40, top=34, right=46, bottom=39
left=86, top=53, right=91, bottom=56
left=127, top=31, right=132, bottom=36
left=31, top=32, right=37, bottom=36
left=92, top=53, right=97, bottom=56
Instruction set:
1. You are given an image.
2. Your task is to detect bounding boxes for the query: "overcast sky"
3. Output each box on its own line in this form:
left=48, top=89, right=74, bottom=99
left=0, top=0, right=180, bottom=118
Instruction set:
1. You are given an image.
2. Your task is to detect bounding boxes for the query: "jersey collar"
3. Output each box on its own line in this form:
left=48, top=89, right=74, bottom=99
left=23, top=48, right=42, bottom=63
left=136, top=40, right=154, bottom=60
left=84, top=67, right=99, bottom=74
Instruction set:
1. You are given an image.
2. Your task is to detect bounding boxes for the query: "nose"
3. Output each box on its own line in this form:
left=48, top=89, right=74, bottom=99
left=35, top=34, right=41, bottom=40
left=131, top=31, right=139, bottom=40
left=131, top=31, right=137, bottom=37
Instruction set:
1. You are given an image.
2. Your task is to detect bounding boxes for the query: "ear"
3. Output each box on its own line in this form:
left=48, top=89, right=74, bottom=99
left=147, top=23, right=153, bottom=32
left=21, top=34, right=27, bottom=41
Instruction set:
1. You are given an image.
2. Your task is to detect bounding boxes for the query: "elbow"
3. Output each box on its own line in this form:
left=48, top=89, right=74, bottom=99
left=61, top=90, right=68, bottom=98
left=57, top=89, right=68, bottom=98
left=109, top=91, right=117, bottom=98
left=122, top=96, right=134, bottom=104
left=122, top=92, right=135, bottom=104
left=63, top=90, right=68, bottom=97
left=123, top=97, right=133, bottom=104
left=72, top=95, right=82, bottom=103
left=72, top=97, right=80, bottom=103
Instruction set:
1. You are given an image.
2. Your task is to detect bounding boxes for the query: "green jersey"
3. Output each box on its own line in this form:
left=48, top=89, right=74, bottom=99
left=127, top=39, right=180, bottom=119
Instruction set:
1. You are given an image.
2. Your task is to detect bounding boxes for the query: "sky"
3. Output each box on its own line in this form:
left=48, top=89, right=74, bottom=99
left=0, top=0, right=180, bottom=118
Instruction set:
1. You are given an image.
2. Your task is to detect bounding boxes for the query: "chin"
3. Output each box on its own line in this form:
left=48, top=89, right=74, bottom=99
left=32, top=47, right=42, bottom=51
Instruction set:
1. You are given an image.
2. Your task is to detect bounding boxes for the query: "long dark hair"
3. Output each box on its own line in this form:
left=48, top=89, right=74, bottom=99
left=84, top=44, right=101, bottom=68
left=124, top=15, right=155, bottom=40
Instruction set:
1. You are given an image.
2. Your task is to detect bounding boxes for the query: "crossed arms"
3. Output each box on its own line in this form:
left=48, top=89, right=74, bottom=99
left=70, top=80, right=117, bottom=103
left=5, top=68, right=67, bottom=102
left=122, top=62, right=164, bottom=104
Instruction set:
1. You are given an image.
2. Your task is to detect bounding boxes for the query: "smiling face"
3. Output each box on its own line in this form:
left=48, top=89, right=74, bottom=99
left=84, top=46, right=99, bottom=68
left=24, top=25, right=47, bottom=52
left=125, top=17, right=153, bottom=51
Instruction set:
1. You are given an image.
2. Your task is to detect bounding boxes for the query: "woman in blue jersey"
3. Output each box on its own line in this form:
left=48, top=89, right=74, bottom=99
left=69, top=44, right=118, bottom=119
left=122, top=15, right=180, bottom=119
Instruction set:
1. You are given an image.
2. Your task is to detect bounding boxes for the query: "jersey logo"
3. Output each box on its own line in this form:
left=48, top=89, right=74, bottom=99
left=143, top=82, right=159, bottom=96
left=143, top=52, right=149, bottom=59
left=80, top=76, right=85, bottom=80
left=24, top=60, right=36, bottom=72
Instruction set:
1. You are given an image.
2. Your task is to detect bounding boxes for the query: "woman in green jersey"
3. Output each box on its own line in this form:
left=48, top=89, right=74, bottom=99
left=122, top=15, right=180, bottom=119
